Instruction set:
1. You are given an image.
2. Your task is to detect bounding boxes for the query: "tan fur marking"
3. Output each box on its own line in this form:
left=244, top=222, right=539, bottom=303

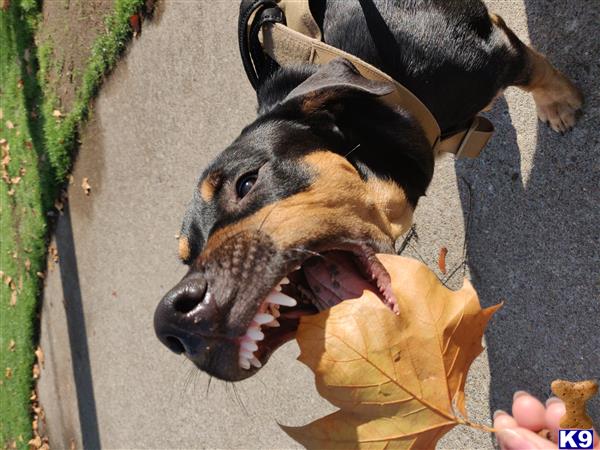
left=201, top=151, right=412, bottom=261
left=521, top=46, right=583, bottom=133
left=491, top=12, right=583, bottom=133
left=178, top=236, right=190, bottom=261
left=199, top=172, right=222, bottom=202
left=365, top=177, right=414, bottom=240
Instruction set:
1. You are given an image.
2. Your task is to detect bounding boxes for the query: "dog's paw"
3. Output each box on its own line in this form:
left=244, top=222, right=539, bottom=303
left=533, top=71, right=583, bottom=134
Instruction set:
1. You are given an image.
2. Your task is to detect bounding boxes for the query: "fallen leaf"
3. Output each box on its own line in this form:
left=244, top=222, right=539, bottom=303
left=25, top=258, right=31, bottom=271
left=17, top=79, right=24, bottom=89
left=32, top=363, right=40, bottom=379
left=6, top=120, right=15, bottom=129
left=28, top=436, right=41, bottom=448
left=36, top=272, right=45, bottom=279
left=10, top=290, right=17, bottom=306
left=49, top=245, right=59, bottom=263
left=8, top=339, right=15, bottom=351
left=81, top=177, right=91, bottom=195
left=438, top=247, right=448, bottom=274
left=5, top=367, right=13, bottom=379
left=35, top=346, right=45, bottom=368
left=1, top=0, right=10, bottom=12
left=284, top=255, right=500, bottom=449
left=129, top=13, right=142, bottom=36
left=52, top=109, right=63, bottom=118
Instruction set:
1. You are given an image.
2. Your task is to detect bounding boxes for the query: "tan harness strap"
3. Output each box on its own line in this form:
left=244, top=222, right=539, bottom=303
left=261, top=21, right=494, bottom=158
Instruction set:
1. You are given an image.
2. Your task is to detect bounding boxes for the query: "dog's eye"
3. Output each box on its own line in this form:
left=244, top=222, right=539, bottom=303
left=236, top=173, right=257, bottom=198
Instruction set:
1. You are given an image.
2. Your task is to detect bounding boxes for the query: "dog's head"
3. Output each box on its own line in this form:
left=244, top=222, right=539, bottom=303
left=153, top=59, right=433, bottom=380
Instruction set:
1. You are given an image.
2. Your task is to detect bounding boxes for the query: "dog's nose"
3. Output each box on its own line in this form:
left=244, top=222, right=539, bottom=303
left=154, top=271, right=216, bottom=356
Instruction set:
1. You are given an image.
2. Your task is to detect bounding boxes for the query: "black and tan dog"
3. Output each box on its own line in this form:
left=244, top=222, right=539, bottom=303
left=154, top=0, right=582, bottom=381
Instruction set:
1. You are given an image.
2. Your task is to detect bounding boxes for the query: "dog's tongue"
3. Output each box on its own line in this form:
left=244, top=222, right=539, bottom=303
left=303, top=251, right=376, bottom=311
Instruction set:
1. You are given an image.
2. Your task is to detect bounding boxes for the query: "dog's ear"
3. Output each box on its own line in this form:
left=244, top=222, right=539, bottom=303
left=284, top=58, right=394, bottom=113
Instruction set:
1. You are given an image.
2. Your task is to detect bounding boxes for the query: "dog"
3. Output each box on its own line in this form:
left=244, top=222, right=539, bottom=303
left=153, top=0, right=582, bottom=381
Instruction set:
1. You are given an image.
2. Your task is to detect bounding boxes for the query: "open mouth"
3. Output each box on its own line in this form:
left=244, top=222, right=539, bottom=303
left=237, top=248, right=398, bottom=370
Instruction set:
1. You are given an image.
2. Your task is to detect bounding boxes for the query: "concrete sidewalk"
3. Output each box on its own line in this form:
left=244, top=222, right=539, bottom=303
left=38, top=1, right=599, bottom=448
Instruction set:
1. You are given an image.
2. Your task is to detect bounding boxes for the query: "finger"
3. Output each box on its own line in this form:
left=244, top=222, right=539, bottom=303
left=545, top=398, right=565, bottom=442
left=496, top=427, right=557, bottom=450
left=494, top=410, right=519, bottom=429
left=512, top=391, right=547, bottom=431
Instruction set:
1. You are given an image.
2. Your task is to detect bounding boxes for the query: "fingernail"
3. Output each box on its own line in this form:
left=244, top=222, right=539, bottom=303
left=493, top=409, right=508, bottom=419
left=513, top=390, right=528, bottom=401
left=546, top=396, right=563, bottom=407
left=497, top=428, right=536, bottom=450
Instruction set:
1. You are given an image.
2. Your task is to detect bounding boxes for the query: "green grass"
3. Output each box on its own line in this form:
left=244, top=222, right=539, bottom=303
left=1, top=0, right=146, bottom=446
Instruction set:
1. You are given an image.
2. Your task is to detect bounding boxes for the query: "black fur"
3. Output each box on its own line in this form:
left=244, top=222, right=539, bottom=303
left=313, top=0, right=527, bottom=131
left=156, top=0, right=535, bottom=380
left=181, top=0, right=530, bottom=262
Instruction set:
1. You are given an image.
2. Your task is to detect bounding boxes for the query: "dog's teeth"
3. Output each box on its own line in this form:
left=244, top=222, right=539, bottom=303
left=240, top=350, right=253, bottom=359
left=247, top=328, right=264, bottom=341
left=250, top=357, right=262, bottom=368
left=275, top=285, right=282, bottom=291
left=265, top=319, right=280, bottom=327
left=253, top=313, right=274, bottom=325
left=293, top=265, right=301, bottom=271
left=280, top=277, right=290, bottom=285
left=267, top=291, right=297, bottom=307
left=239, top=358, right=251, bottom=370
left=241, top=341, right=258, bottom=352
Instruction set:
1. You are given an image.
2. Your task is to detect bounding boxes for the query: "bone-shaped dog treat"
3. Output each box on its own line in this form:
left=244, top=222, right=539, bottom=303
left=551, top=379, right=598, bottom=429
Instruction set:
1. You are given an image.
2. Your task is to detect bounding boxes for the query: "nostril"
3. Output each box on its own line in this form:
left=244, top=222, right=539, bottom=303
left=172, top=284, right=206, bottom=314
left=173, top=294, right=201, bottom=314
left=165, top=336, right=186, bottom=354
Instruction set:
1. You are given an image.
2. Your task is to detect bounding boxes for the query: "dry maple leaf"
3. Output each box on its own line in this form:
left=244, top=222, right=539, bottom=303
left=438, top=247, right=448, bottom=274
left=81, top=177, right=91, bottom=195
left=129, top=13, right=142, bottom=36
left=283, top=255, right=500, bottom=450
left=35, top=346, right=45, bottom=368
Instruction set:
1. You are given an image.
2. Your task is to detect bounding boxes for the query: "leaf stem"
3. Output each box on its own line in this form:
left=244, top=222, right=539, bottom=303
left=456, top=418, right=498, bottom=434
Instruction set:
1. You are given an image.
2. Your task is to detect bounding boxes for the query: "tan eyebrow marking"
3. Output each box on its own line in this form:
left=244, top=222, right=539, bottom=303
left=199, top=171, right=222, bottom=202
left=178, top=236, right=190, bottom=261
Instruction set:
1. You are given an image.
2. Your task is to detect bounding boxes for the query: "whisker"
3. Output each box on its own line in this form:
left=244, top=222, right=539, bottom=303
left=397, top=224, right=418, bottom=255
left=442, top=176, right=473, bottom=285
left=206, top=375, right=213, bottom=398
left=231, top=383, right=249, bottom=415
left=344, top=143, right=361, bottom=158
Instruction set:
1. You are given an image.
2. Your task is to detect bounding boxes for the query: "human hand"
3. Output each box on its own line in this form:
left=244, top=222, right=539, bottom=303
left=494, top=391, right=599, bottom=449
